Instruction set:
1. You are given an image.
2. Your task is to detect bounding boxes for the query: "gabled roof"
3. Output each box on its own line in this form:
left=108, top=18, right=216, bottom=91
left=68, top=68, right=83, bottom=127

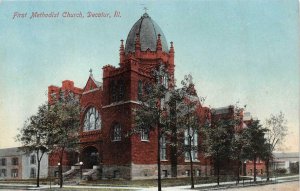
left=90, top=76, right=102, bottom=87
left=83, top=75, right=102, bottom=93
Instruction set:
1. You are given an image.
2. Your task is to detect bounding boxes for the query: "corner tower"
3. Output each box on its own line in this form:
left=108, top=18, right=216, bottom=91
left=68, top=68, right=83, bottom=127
left=101, top=13, right=175, bottom=179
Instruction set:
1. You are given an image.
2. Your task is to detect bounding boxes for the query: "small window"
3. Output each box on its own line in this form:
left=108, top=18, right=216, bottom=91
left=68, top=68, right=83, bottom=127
left=111, top=81, right=117, bottom=103
left=113, top=170, right=120, bottom=178
left=112, top=123, right=122, bottom=141
left=138, top=80, right=143, bottom=101
left=184, top=128, right=198, bottom=161
left=196, top=169, right=201, bottom=176
left=30, top=155, right=36, bottom=164
left=141, top=129, right=149, bottom=141
left=162, top=170, right=168, bottom=178
left=11, top=158, right=18, bottom=165
left=144, top=82, right=151, bottom=95
left=160, top=135, right=167, bottom=160
left=1, top=158, right=6, bottom=166
left=118, top=80, right=125, bottom=101
left=11, top=169, right=18, bottom=178
left=30, top=168, right=36, bottom=178
left=0, top=169, right=6, bottom=177
left=185, top=170, right=190, bottom=176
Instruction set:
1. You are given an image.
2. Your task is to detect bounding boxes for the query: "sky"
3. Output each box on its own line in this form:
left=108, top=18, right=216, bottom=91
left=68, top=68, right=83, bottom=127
left=0, top=0, right=299, bottom=152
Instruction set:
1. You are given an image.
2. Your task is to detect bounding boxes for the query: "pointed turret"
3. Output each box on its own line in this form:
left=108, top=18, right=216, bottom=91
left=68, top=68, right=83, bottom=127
left=169, top=41, right=174, bottom=54
left=156, top=34, right=162, bottom=51
left=119, top=39, right=125, bottom=66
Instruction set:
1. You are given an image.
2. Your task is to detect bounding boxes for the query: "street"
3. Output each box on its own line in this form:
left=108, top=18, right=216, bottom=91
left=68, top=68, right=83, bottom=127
left=225, top=181, right=299, bottom=191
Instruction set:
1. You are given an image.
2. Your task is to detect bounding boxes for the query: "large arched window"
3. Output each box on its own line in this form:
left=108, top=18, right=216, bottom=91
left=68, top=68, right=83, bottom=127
left=83, top=107, right=101, bottom=131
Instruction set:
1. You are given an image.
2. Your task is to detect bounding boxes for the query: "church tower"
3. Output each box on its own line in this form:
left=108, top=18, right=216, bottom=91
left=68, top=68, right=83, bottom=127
left=101, top=12, right=175, bottom=179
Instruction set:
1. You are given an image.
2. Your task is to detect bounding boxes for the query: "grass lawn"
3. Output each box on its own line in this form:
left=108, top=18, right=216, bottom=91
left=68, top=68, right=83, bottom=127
left=80, top=175, right=236, bottom=187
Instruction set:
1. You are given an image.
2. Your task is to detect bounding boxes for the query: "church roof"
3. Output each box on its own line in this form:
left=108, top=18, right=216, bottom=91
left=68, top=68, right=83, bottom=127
left=91, top=76, right=102, bottom=88
left=125, top=13, right=169, bottom=54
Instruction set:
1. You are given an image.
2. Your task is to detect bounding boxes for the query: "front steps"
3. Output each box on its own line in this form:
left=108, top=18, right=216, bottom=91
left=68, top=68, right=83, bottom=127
left=63, top=165, right=102, bottom=184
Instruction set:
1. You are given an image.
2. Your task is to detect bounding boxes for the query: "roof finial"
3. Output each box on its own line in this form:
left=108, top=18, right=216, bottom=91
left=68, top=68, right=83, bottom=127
left=143, top=7, right=148, bottom=13
left=89, top=68, right=93, bottom=77
left=120, top=39, right=124, bottom=51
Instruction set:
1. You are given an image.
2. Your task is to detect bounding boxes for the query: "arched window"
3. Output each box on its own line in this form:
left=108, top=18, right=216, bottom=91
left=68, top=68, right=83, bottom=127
left=83, top=107, right=101, bottom=131
left=138, top=80, right=143, bottom=101
left=162, top=73, right=168, bottom=89
left=30, top=168, right=36, bottom=178
left=112, top=123, right=122, bottom=141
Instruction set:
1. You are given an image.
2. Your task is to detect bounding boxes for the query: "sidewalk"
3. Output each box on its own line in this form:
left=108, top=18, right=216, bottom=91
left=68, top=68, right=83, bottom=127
left=0, top=175, right=298, bottom=190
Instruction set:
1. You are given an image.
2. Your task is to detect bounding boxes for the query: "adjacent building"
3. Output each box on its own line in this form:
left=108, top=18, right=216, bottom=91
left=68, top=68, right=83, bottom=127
left=0, top=147, right=48, bottom=179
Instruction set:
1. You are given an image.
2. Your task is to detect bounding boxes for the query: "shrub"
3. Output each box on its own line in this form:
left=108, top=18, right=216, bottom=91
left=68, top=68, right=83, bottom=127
left=275, top=168, right=287, bottom=174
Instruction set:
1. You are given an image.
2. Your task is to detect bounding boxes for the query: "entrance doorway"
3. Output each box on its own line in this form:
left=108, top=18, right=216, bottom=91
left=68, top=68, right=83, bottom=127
left=81, top=146, right=99, bottom=169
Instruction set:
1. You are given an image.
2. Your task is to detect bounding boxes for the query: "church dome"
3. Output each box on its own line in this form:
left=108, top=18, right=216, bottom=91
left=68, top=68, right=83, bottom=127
left=125, top=13, right=169, bottom=54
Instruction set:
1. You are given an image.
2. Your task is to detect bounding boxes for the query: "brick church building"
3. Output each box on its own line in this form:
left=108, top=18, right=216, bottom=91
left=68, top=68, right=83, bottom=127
left=47, top=13, right=262, bottom=180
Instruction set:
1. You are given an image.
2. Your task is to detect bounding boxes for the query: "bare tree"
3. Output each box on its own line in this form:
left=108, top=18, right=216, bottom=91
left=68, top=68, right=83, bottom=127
left=264, top=112, right=288, bottom=181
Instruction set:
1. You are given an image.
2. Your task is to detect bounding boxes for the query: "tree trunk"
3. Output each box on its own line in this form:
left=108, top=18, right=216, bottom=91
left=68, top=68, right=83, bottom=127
left=36, top=150, right=40, bottom=187
left=59, top=148, right=64, bottom=188
left=170, top=122, right=177, bottom=178
left=253, top=157, right=257, bottom=182
left=170, top=102, right=177, bottom=178
left=266, top=158, right=270, bottom=181
left=157, top=124, right=162, bottom=191
left=236, top=160, right=240, bottom=184
left=188, top=136, right=194, bottom=189
left=217, top=161, right=220, bottom=186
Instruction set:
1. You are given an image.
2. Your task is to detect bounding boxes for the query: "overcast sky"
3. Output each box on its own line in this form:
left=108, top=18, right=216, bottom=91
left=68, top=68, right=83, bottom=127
left=0, top=0, right=299, bottom=152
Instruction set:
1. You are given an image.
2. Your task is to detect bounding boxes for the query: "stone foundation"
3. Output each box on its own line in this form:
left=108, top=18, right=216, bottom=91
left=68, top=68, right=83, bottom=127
left=130, top=163, right=212, bottom=180
left=102, top=164, right=131, bottom=180
left=50, top=163, right=213, bottom=180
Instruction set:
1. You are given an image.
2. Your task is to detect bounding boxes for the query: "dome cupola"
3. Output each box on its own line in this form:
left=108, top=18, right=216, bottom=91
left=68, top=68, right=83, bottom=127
left=125, top=13, right=169, bottom=54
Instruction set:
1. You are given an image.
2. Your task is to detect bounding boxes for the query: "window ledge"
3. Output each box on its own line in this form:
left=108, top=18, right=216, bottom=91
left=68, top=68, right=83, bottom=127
left=185, top=160, right=200, bottom=163
left=141, top=139, right=150, bottom=142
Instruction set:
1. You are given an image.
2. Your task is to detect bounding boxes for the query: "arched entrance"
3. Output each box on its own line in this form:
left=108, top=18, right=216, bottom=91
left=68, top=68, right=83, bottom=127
left=81, top=146, right=99, bottom=169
